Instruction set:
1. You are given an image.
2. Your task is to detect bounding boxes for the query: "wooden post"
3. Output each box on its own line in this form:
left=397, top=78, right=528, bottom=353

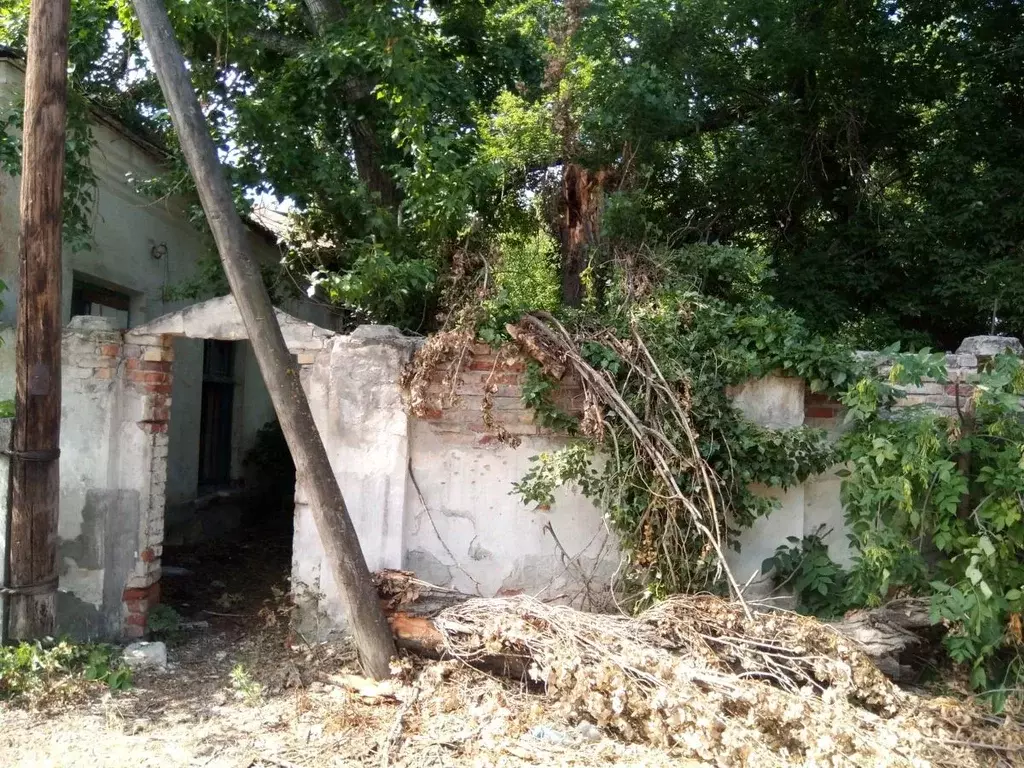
left=5, top=0, right=71, bottom=640
left=128, top=0, right=396, bottom=678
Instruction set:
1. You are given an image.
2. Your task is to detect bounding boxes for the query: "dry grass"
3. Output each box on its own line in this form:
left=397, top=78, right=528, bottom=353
left=2, top=594, right=1022, bottom=767
left=0, top=623, right=695, bottom=768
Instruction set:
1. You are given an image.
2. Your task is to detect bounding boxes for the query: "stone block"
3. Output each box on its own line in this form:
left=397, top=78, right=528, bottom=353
left=351, top=324, right=404, bottom=341
left=956, top=353, right=978, bottom=369
left=956, top=335, right=1024, bottom=360
left=69, top=315, right=120, bottom=332
left=124, top=333, right=162, bottom=347
left=903, top=382, right=944, bottom=396
left=123, top=642, right=167, bottom=670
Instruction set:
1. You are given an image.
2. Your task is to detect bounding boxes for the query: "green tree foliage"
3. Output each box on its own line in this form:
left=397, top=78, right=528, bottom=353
left=2, top=1, right=1021, bottom=341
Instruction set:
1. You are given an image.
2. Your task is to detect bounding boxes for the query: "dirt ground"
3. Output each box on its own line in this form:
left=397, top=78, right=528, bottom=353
left=0, top=519, right=698, bottom=768
left=0, top=610, right=702, bottom=767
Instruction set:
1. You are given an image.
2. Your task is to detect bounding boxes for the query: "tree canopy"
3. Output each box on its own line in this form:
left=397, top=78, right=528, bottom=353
left=2, top=0, right=1023, bottom=345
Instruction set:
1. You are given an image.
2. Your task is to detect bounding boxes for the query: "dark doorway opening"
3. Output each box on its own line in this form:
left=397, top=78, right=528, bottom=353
left=70, top=275, right=131, bottom=329
left=198, top=339, right=236, bottom=489
left=162, top=415, right=297, bottom=636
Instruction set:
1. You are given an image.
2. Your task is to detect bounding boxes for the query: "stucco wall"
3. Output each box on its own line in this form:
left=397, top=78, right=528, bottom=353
left=727, top=376, right=817, bottom=594
left=291, top=329, right=618, bottom=639
left=53, top=318, right=170, bottom=639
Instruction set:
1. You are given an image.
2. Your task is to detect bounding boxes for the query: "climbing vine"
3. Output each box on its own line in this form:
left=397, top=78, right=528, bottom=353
left=407, top=244, right=855, bottom=602
left=837, top=351, right=1024, bottom=707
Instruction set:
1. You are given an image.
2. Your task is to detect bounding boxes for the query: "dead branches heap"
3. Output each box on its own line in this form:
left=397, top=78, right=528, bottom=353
left=427, top=592, right=1023, bottom=767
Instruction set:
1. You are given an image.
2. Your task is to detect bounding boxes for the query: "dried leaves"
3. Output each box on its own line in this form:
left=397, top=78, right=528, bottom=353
left=433, top=595, right=1024, bottom=767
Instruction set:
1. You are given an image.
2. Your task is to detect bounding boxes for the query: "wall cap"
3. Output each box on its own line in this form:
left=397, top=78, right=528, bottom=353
left=956, top=335, right=1024, bottom=359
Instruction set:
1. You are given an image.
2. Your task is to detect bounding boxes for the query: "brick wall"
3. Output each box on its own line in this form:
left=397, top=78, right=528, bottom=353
left=417, top=342, right=584, bottom=445
left=121, top=332, right=174, bottom=637
left=803, top=350, right=984, bottom=430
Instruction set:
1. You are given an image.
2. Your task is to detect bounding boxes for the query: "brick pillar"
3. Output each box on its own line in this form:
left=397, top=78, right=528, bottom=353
left=121, top=332, right=174, bottom=637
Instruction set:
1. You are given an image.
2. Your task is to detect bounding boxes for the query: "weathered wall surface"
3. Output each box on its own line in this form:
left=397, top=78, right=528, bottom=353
left=54, top=317, right=171, bottom=639
left=12, top=276, right=1018, bottom=642
left=292, top=333, right=618, bottom=639
left=0, top=57, right=292, bottom=519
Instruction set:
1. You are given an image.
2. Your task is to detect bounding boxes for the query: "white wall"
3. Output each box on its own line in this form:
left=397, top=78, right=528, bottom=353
left=291, top=328, right=620, bottom=639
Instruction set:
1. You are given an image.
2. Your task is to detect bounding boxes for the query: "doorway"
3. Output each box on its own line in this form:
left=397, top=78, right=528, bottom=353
left=198, top=339, right=236, bottom=490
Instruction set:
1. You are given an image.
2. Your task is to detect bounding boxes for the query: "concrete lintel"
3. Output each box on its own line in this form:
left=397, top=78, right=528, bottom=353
left=127, top=294, right=335, bottom=352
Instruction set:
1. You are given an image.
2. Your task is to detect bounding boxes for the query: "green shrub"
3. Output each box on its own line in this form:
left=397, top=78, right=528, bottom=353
left=833, top=350, right=1024, bottom=709
left=0, top=639, right=131, bottom=706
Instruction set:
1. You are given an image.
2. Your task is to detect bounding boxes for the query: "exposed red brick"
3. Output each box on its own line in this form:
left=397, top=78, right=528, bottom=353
left=142, top=422, right=169, bottom=434
left=146, top=383, right=173, bottom=395
left=148, top=406, right=170, bottom=422
left=129, top=371, right=171, bottom=385
left=124, top=599, right=147, bottom=615
left=123, top=584, right=158, bottom=601
left=125, top=613, right=147, bottom=627
left=468, top=358, right=498, bottom=371
left=136, top=360, right=172, bottom=373
left=140, top=548, right=157, bottom=563
left=419, top=407, right=443, bottom=420
left=490, top=372, right=522, bottom=385
left=945, top=383, right=973, bottom=397
left=99, top=344, right=121, bottom=357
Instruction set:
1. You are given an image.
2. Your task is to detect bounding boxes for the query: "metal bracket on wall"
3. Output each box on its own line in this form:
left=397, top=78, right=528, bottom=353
left=0, top=575, right=58, bottom=596
left=0, top=448, right=61, bottom=462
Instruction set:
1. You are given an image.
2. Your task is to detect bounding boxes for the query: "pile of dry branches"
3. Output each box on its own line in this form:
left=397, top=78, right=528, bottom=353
left=425, top=593, right=1023, bottom=767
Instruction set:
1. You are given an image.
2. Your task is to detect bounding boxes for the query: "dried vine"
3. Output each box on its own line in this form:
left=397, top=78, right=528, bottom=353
left=507, top=313, right=750, bottom=612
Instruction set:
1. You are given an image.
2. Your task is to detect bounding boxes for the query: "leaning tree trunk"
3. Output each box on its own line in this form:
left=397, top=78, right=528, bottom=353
left=130, top=0, right=396, bottom=679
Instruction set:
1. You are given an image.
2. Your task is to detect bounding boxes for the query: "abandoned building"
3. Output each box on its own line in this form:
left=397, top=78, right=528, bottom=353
left=1, top=46, right=1021, bottom=646
left=0, top=47, right=335, bottom=637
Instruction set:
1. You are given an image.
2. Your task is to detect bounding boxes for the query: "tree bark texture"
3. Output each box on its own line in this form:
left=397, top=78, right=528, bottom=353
left=559, top=165, right=609, bottom=307
left=6, top=0, right=70, bottom=641
left=129, top=0, right=396, bottom=679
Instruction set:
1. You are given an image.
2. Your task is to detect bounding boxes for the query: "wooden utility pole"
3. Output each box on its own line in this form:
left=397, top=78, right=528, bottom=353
left=129, top=0, right=396, bottom=678
left=5, top=0, right=71, bottom=641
